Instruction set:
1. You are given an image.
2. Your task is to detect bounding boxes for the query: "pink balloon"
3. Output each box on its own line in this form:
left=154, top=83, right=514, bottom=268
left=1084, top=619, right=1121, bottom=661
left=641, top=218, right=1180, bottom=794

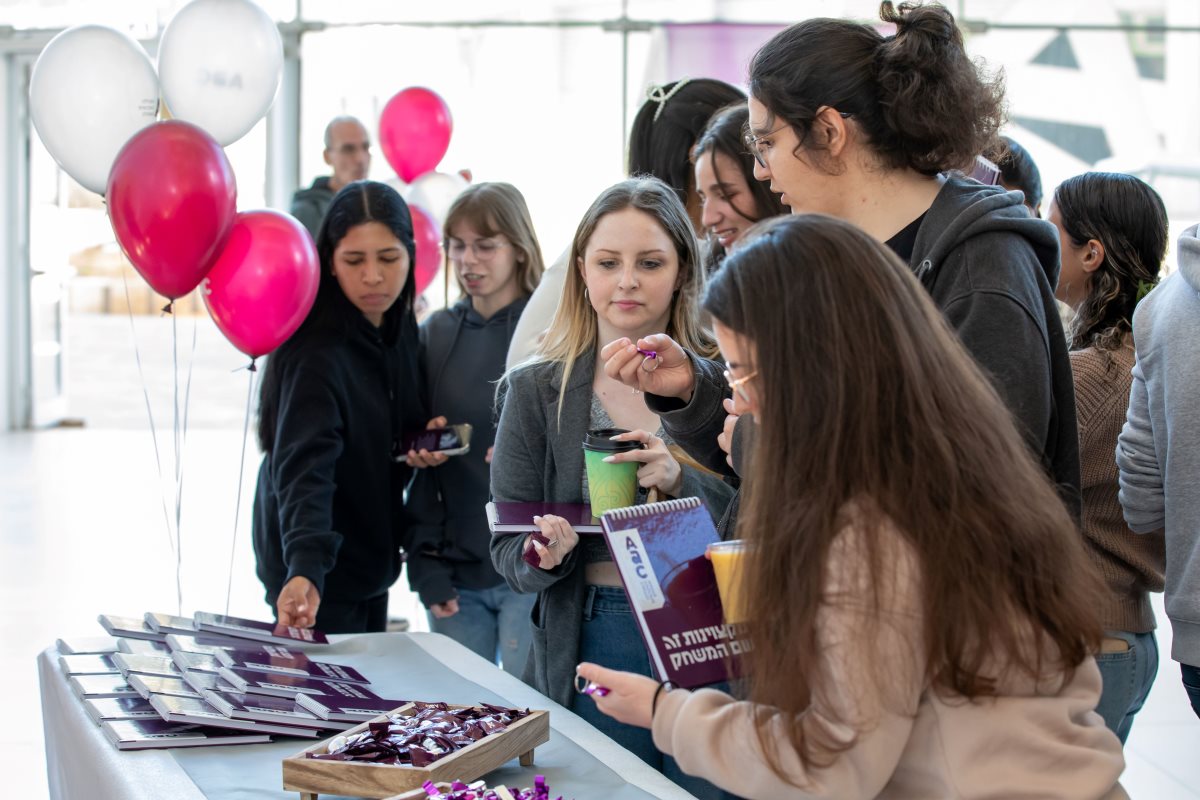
left=202, top=210, right=318, bottom=358
left=410, top=204, right=441, bottom=296
left=107, top=120, right=237, bottom=299
left=379, top=87, right=452, bottom=183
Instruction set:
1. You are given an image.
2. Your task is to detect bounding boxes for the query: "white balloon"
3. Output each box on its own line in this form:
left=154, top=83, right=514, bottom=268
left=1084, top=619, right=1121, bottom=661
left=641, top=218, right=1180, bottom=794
left=158, top=0, right=283, bottom=146
left=404, top=171, right=469, bottom=229
left=29, top=25, right=159, bottom=196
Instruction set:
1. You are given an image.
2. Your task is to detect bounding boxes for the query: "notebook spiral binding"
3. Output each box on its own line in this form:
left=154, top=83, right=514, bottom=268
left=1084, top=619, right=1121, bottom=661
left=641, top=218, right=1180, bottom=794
left=602, top=496, right=702, bottom=520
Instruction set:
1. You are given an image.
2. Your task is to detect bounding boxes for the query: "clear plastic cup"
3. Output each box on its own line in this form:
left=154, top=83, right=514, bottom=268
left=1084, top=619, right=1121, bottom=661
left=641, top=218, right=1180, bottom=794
left=706, top=539, right=748, bottom=624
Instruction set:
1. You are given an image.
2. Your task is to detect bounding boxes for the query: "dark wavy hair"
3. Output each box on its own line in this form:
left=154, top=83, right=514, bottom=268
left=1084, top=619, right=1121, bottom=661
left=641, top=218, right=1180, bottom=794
left=627, top=78, right=745, bottom=208
left=748, top=2, right=1006, bottom=175
left=257, top=180, right=417, bottom=452
left=1055, top=172, right=1167, bottom=352
left=704, top=214, right=1103, bottom=779
left=692, top=103, right=788, bottom=269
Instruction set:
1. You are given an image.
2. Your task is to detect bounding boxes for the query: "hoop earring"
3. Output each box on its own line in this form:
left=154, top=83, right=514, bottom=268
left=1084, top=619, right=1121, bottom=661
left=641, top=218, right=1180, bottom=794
left=583, top=287, right=589, bottom=300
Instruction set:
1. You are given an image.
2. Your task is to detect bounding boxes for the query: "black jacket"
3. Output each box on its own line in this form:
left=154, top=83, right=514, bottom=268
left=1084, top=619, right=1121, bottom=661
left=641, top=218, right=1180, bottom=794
left=252, top=313, right=426, bottom=605
left=651, top=176, right=1081, bottom=519
left=405, top=296, right=528, bottom=607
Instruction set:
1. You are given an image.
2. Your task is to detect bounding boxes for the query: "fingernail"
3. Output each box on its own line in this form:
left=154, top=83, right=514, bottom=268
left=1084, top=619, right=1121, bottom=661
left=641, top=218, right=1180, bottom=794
left=602, top=456, right=616, bottom=463
left=532, top=515, right=542, bottom=521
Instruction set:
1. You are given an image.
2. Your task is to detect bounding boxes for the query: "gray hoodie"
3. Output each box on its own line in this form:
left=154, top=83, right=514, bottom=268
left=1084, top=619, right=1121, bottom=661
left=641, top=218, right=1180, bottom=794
left=1117, top=223, right=1200, bottom=665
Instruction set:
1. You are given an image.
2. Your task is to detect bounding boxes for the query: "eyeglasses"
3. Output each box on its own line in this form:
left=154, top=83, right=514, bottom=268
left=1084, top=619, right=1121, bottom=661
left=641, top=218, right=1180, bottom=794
left=743, top=110, right=854, bottom=169
left=447, top=237, right=509, bottom=260
left=723, top=363, right=758, bottom=404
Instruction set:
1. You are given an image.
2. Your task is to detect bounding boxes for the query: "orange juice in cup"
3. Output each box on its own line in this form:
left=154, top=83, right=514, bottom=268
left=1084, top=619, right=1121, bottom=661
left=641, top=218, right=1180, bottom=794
left=706, top=539, right=747, bottom=624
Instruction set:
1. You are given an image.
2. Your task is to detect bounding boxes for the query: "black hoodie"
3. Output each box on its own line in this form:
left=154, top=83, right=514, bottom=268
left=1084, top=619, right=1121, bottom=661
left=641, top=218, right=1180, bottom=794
left=911, top=176, right=1080, bottom=516
left=649, top=176, right=1082, bottom=519
left=252, top=313, right=426, bottom=606
left=405, top=295, right=529, bottom=607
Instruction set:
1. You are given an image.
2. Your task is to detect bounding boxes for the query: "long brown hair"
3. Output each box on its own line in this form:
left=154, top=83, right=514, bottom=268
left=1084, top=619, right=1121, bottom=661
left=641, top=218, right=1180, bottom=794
left=703, top=215, right=1103, bottom=777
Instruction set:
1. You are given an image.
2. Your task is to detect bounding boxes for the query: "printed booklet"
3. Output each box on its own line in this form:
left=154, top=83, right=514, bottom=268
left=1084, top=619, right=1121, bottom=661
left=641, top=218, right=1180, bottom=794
left=600, top=497, right=748, bottom=688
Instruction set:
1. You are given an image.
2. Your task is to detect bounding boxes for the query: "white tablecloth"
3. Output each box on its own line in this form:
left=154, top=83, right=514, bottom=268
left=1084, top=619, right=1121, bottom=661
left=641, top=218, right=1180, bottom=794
left=39, top=631, right=697, bottom=800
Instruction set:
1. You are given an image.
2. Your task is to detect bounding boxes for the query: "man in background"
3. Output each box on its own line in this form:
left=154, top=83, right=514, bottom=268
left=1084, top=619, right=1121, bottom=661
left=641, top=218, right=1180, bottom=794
left=290, top=115, right=371, bottom=237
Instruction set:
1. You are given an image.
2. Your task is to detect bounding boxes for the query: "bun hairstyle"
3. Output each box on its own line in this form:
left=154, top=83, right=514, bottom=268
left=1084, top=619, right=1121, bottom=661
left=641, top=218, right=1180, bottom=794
left=749, top=2, right=1006, bottom=175
left=1054, top=172, right=1168, bottom=352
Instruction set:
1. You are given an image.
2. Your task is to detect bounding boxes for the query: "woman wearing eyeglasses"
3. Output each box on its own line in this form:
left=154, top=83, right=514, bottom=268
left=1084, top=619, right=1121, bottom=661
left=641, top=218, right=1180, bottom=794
left=404, top=183, right=546, bottom=676
left=582, top=214, right=1126, bottom=799
left=608, top=2, right=1080, bottom=523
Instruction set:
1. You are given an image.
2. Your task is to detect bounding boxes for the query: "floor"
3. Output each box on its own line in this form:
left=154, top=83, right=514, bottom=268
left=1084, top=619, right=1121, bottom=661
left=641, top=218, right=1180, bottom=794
left=4, top=428, right=1200, bottom=797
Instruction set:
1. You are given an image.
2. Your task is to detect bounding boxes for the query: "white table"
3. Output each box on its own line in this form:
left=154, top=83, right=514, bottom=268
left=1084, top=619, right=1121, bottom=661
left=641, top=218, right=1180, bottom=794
left=39, top=632, right=697, bottom=800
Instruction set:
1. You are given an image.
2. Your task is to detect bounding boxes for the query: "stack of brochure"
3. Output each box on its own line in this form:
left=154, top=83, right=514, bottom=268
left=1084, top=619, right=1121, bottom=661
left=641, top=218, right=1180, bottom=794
left=56, top=611, right=404, bottom=750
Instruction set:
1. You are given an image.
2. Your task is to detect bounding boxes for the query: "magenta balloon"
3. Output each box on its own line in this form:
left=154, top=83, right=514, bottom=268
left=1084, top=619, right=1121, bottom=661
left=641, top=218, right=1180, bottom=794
left=106, top=120, right=237, bottom=299
left=410, top=204, right=441, bottom=296
left=202, top=210, right=319, bottom=358
left=379, top=87, right=452, bottom=183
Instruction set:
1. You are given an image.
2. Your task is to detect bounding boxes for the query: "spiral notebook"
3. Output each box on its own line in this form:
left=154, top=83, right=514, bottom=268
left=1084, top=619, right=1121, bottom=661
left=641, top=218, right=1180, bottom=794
left=600, top=497, right=747, bottom=688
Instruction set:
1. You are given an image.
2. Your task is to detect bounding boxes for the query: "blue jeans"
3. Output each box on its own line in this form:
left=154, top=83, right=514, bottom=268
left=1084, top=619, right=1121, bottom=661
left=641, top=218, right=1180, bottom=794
left=1182, top=663, right=1200, bottom=720
left=428, top=584, right=535, bottom=678
left=573, top=585, right=726, bottom=800
left=1094, top=630, right=1159, bottom=743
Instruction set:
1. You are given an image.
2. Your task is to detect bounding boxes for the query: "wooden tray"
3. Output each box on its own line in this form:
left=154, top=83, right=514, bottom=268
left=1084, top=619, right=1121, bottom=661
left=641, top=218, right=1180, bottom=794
left=282, top=702, right=549, bottom=800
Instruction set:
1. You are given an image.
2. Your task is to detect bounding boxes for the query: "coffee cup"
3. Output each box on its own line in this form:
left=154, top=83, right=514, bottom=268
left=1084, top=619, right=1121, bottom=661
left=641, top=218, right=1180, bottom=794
left=582, top=428, right=643, bottom=516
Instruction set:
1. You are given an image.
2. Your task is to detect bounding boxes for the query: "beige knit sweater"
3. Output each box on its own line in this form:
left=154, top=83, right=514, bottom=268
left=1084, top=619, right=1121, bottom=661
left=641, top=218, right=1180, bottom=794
left=651, top=521, right=1127, bottom=799
left=1070, top=343, right=1165, bottom=632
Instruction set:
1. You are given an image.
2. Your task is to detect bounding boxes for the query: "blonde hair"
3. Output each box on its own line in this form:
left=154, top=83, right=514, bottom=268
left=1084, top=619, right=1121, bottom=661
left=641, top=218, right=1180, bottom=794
left=517, top=177, right=716, bottom=424
left=442, top=182, right=545, bottom=302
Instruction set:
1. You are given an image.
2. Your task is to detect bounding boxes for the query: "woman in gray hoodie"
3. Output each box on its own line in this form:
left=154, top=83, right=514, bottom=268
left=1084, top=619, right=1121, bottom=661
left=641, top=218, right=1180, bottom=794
left=405, top=183, right=545, bottom=677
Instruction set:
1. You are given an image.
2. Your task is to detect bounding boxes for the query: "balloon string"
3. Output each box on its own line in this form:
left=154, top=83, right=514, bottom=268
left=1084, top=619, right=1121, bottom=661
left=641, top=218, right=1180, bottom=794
left=121, top=272, right=176, bottom=557
left=226, top=362, right=257, bottom=616
left=172, top=305, right=182, bottom=616
left=175, top=314, right=197, bottom=614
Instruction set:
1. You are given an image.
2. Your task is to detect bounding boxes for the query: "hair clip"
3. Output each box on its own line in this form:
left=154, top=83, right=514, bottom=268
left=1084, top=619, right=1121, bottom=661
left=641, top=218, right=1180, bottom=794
left=646, top=78, right=692, bottom=123
left=574, top=674, right=610, bottom=697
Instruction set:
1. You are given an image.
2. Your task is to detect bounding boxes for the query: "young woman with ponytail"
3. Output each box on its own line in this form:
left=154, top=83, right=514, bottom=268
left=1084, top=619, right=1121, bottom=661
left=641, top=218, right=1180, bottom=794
left=1049, top=172, right=1169, bottom=742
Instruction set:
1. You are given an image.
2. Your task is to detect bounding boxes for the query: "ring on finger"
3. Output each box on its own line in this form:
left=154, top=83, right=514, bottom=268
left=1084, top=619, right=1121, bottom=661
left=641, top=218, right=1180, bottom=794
left=640, top=355, right=660, bottom=373
left=546, top=538, right=558, bottom=548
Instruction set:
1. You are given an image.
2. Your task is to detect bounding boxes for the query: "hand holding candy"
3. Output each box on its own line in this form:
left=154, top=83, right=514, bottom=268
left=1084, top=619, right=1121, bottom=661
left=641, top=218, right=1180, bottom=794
left=575, top=662, right=660, bottom=729
left=600, top=334, right=695, bottom=401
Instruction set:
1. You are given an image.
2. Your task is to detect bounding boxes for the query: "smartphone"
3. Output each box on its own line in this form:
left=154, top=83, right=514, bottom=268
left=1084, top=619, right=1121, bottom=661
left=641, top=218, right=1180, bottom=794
left=393, top=423, right=473, bottom=463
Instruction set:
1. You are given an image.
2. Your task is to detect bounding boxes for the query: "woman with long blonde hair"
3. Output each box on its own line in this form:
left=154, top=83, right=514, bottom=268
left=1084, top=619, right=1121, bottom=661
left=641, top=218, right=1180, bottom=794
left=489, top=177, right=731, bottom=797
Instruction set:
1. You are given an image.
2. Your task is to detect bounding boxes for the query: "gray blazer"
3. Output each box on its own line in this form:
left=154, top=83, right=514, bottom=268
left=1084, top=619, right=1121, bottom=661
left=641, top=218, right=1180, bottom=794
left=489, top=354, right=734, bottom=708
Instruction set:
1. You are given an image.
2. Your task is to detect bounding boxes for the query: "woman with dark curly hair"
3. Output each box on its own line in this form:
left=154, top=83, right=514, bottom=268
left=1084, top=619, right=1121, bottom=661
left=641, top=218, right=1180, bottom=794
left=1050, top=172, right=1169, bottom=742
left=607, top=2, right=1083, bottom=524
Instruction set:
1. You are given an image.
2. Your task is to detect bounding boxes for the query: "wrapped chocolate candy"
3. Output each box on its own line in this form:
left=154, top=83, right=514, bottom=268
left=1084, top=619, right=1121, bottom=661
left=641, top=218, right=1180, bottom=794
left=307, top=702, right=532, bottom=766
left=419, top=774, right=563, bottom=800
